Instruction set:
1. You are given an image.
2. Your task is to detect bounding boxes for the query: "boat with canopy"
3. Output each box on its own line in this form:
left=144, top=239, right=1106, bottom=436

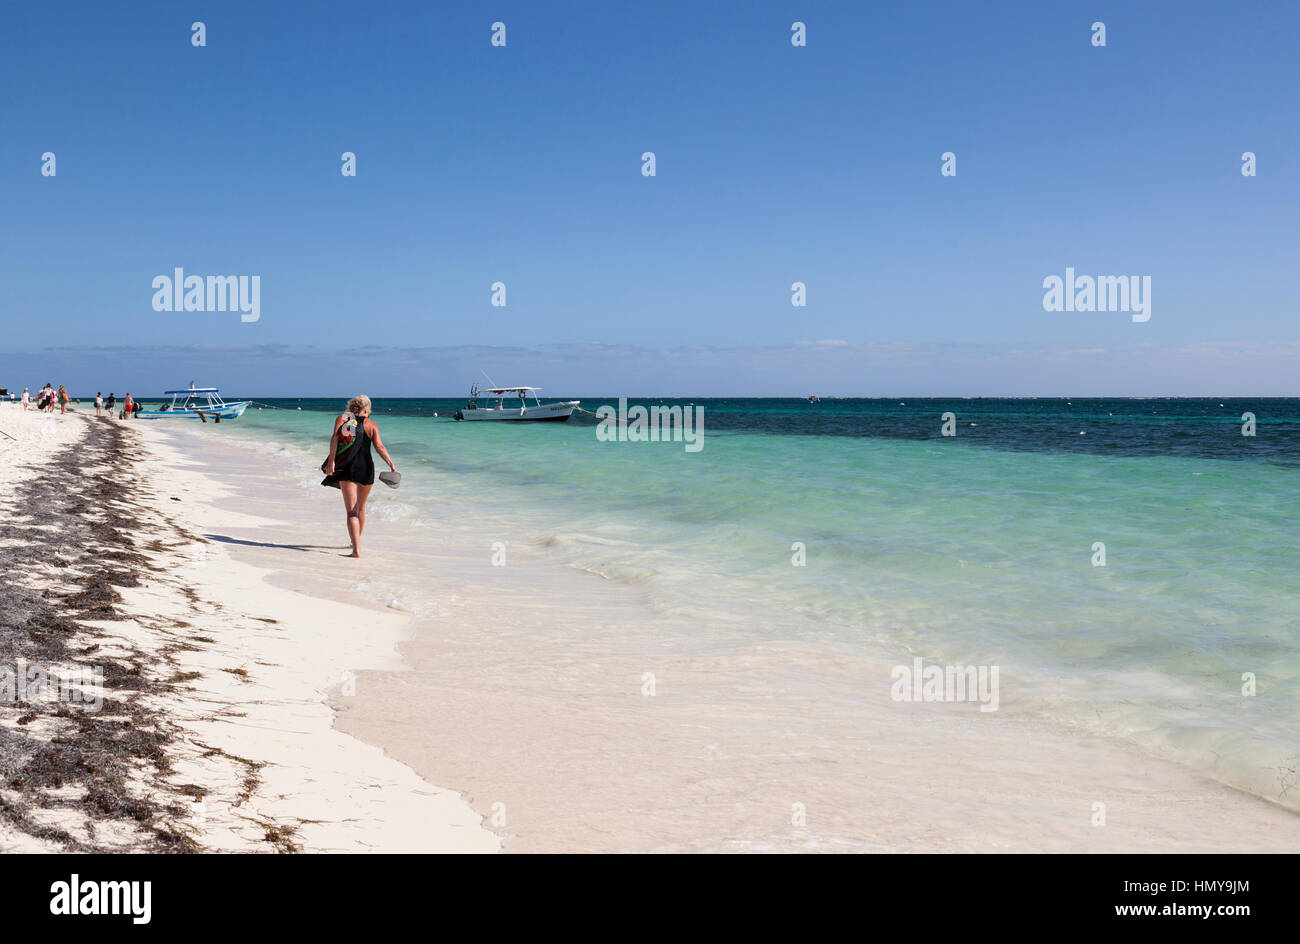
left=453, top=385, right=578, bottom=421
left=134, top=385, right=250, bottom=421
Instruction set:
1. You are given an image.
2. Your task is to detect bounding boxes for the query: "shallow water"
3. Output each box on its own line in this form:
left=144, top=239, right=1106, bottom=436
left=176, top=396, right=1300, bottom=809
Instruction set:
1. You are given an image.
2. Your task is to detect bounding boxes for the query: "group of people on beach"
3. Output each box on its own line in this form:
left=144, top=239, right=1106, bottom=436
left=21, top=383, right=70, bottom=414
left=93, top=392, right=142, bottom=419
left=16, top=386, right=141, bottom=419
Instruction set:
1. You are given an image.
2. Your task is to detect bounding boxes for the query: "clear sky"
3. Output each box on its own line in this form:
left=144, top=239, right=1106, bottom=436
left=1, top=1, right=1296, bottom=396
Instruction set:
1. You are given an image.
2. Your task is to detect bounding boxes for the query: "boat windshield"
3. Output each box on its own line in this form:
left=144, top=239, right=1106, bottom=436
left=171, top=390, right=225, bottom=410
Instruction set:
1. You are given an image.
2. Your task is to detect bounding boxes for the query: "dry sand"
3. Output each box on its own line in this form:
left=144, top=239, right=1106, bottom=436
left=0, top=405, right=495, bottom=853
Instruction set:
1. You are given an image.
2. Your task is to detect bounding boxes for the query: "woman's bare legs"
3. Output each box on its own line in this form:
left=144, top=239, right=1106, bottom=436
left=340, top=481, right=362, bottom=557
left=355, top=484, right=373, bottom=535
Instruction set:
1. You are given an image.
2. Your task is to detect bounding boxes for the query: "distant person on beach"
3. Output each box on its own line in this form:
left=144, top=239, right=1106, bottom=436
left=21, top=388, right=29, bottom=410
left=320, top=395, right=397, bottom=559
left=57, top=385, right=69, bottom=414
left=105, top=392, right=116, bottom=418
left=95, top=392, right=103, bottom=416
left=123, top=393, right=134, bottom=419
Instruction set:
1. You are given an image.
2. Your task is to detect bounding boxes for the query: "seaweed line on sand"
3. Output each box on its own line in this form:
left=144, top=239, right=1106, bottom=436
left=0, top=418, right=293, bottom=852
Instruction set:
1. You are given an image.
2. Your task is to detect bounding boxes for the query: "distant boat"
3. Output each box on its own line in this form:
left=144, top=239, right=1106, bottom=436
left=453, top=385, right=578, bottom=422
left=135, top=385, right=250, bottom=422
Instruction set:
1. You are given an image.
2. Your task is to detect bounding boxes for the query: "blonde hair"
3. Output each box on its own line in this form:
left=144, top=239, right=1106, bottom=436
left=347, top=395, right=372, bottom=416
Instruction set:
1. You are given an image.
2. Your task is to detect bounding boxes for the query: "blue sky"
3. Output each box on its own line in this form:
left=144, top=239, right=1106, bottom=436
left=1, top=1, right=1296, bottom=396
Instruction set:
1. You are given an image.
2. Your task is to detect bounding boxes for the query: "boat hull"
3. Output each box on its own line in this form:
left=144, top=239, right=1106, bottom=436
left=136, top=401, right=251, bottom=420
left=454, top=401, right=578, bottom=421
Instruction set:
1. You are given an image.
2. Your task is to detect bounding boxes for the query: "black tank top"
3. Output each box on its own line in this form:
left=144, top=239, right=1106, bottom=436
left=321, top=414, right=375, bottom=487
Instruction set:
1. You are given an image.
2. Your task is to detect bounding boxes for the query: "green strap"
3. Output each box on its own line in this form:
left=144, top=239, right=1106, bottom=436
left=335, top=415, right=358, bottom=456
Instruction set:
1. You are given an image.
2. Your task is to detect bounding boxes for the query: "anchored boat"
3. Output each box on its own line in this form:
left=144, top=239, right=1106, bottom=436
left=135, top=385, right=250, bottom=422
left=453, top=385, right=578, bottom=421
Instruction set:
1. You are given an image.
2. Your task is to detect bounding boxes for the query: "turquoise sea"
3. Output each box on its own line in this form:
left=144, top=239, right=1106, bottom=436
left=174, top=396, right=1300, bottom=810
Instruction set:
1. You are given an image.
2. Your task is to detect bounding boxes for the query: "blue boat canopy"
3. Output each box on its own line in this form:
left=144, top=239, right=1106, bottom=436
left=163, top=387, right=220, bottom=394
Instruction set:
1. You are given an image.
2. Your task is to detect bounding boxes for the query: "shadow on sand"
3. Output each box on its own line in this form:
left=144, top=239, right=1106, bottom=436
left=204, top=534, right=351, bottom=554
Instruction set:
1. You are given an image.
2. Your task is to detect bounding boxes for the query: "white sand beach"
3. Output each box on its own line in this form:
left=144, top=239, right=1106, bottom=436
left=0, top=404, right=495, bottom=853
left=3, top=402, right=1299, bottom=853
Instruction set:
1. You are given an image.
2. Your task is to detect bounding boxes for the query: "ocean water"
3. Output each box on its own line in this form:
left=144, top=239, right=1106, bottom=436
left=176, top=396, right=1300, bottom=810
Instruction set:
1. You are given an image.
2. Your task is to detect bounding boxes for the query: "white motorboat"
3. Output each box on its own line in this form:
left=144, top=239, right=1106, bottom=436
left=453, top=385, right=578, bottom=421
left=135, top=385, right=250, bottom=422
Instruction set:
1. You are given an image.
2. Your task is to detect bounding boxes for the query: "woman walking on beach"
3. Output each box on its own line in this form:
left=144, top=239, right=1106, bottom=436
left=321, top=395, right=397, bottom=558
left=57, top=385, right=69, bottom=415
